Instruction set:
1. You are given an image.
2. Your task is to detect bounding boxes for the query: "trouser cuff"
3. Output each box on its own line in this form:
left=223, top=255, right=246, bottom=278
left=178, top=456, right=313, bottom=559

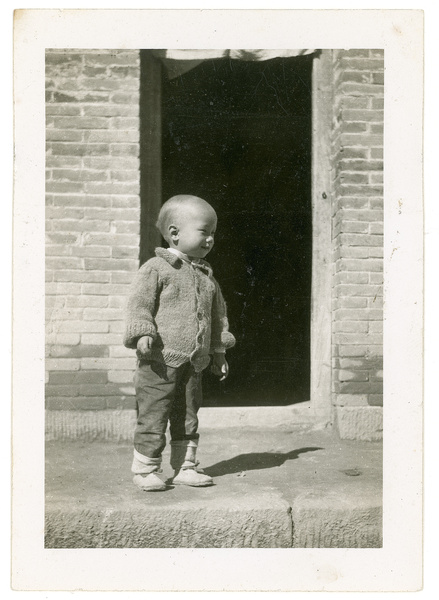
left=132, top=449, right=162, bottom=474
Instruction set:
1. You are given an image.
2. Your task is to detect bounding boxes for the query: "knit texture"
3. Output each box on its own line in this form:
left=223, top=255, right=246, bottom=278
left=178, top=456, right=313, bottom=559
left=124, top=248, right=236, bottom=372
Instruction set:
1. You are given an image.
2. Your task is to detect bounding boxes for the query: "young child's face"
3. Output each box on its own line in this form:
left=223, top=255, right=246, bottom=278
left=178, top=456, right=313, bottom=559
left=172, top=203, right=217, bottom=259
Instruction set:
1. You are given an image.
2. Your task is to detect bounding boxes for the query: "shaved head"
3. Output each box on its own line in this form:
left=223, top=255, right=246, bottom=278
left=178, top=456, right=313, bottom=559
left=156, top=195, right=216, bottom=241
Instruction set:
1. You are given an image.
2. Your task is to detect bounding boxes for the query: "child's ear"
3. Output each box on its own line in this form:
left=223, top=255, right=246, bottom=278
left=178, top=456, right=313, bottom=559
left=168, top=224, right=179, bottom=241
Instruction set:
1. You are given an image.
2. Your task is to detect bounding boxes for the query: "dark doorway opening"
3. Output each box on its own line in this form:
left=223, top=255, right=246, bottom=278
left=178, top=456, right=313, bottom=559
left=161, top=56, right=313, bottom=406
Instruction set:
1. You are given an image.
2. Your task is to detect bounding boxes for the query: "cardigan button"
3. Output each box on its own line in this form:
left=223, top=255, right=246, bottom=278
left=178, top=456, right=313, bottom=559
left=197, top=312, right=203, bottom=320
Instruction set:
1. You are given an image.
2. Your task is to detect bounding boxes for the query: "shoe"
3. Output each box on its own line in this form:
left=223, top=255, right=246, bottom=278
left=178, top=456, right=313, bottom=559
left=131, top=450, right=166, bottom=491
left=170, top=440, right=214, bottom=487
left=172, top=467, right=213, bottom=487
left=133, top=471, right=166, bottom=491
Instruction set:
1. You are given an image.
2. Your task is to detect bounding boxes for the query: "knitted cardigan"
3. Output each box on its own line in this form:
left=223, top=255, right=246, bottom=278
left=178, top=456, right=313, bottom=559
left=123, top=247, right=236, bottom=372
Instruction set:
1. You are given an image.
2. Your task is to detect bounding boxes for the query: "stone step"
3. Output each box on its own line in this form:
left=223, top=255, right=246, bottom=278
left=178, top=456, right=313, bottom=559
left=45, top=428, right=382, bottom=548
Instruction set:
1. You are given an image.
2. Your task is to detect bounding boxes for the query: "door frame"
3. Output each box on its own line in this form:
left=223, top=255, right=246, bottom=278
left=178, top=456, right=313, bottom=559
left=310, top=50, right=333, bottom=420
left=140, top=49, right=333, bottom=423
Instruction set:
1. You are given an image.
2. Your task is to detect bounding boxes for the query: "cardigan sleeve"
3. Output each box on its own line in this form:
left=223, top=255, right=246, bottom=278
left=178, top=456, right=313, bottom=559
left=209, top=277, right=236, bottom=354
left=123, top=263, right=160, bottom=349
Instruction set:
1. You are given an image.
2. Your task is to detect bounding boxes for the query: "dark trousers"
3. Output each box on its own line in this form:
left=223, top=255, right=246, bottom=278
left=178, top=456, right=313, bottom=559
left=133, top=360, right=202, bottom=458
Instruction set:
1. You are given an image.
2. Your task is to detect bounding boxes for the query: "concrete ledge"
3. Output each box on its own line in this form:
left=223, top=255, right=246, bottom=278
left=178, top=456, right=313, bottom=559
left=45, top=429, right=382, bottom=549
left=335, top=406, right=383, bottom=441
left=292, top=492, right=382, bottom=548
left=46, top=500, right=293, bottom=549
left=46, top=406, right=384, bottom=442
left=45, top=408, right=136, bottom=442
left=45, top=404, right=329, bottom=442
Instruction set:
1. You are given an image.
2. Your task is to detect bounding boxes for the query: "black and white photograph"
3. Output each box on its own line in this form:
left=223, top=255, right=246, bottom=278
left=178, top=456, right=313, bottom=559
left=11, top=8, right=424, bottom=593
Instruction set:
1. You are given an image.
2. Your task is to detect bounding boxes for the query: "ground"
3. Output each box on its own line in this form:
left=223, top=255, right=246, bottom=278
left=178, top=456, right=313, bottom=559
left=45, top=426, right=382, bottom=548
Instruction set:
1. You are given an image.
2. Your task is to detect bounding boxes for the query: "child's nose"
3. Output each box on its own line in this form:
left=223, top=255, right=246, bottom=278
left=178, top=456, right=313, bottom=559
left=206, top=235, right=214, bottom=243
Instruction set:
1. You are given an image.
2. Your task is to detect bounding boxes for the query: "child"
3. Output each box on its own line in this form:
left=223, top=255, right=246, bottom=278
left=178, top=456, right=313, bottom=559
left=123, top=195, right=236, bottom=491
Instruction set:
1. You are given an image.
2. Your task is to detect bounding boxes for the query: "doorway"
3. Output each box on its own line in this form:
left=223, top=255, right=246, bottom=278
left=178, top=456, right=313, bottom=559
left=160, top=56, right=313, bottom=407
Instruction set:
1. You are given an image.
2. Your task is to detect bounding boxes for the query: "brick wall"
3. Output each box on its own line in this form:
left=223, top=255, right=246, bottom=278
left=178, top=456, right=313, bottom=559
left=45, top=49, right=384, bottom=438
left=45, top=49, right=141, bottom=411
left=331, top=49, right=384, bottom=414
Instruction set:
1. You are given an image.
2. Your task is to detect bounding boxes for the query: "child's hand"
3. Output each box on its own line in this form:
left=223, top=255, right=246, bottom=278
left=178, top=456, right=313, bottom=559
left=211, top=353, right=229, bottom=381
left=137, top=335, right=153, bottom=356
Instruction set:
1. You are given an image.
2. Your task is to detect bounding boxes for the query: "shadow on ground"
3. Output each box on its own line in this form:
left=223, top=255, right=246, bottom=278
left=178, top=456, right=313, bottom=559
left=204, top=446, right=323, bottom=477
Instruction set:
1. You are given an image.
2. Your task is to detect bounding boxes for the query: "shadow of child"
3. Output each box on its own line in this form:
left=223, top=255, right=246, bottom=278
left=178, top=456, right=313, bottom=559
left=204, top=447, right=323, bottom=477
